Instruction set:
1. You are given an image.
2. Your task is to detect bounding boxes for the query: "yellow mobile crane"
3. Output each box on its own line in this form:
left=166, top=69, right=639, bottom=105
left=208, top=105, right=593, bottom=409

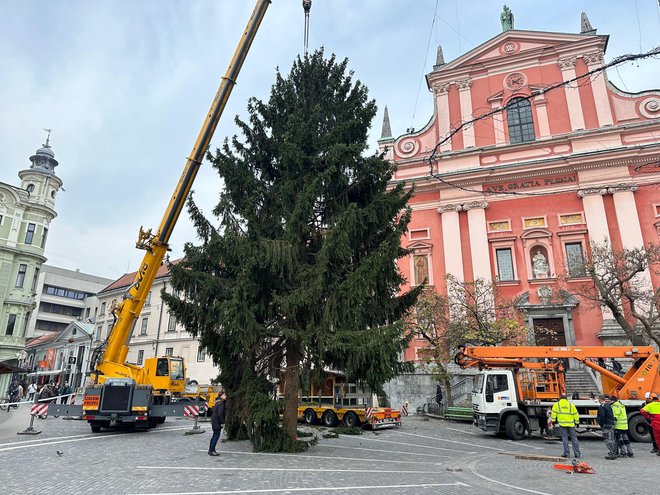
left=49, top=0, right=271, bottom=433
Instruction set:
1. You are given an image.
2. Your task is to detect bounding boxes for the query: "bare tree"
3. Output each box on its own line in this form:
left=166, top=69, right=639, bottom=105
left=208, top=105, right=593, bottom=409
left=404, top=276, right=527, bottom=405
left=568, top=241, right=660, bottom=346
left=403, top=288, right=453, bottom=404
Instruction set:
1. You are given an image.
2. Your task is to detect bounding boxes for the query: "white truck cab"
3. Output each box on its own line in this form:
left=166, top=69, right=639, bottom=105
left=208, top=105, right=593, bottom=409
left=472, top=370, right=530, bottom=440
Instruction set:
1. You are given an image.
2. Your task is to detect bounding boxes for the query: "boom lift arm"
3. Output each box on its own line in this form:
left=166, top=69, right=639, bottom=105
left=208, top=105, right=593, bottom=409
left=95, top=0, right=271, bottom=383
left=456, top=345, right=659, bottom=400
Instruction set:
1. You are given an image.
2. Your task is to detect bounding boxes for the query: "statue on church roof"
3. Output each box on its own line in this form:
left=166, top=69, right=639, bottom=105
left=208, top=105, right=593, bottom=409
left=580, top=12, right=597, bottom=35
left=501, top=5, right=514, bottom=31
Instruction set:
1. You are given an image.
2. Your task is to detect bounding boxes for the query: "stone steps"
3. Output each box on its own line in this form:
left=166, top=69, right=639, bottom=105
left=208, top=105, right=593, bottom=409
left=565, top=369, right=600, bottom=396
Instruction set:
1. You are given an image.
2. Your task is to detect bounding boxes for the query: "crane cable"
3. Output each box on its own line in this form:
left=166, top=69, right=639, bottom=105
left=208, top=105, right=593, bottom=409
left=303, top=0, right=312, bottom=55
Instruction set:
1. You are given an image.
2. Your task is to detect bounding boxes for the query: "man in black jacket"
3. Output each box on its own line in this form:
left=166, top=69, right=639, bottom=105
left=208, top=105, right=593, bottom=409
left=596, top=394, right=618, bottom=460
left=208, top=392, right=227, bottom=456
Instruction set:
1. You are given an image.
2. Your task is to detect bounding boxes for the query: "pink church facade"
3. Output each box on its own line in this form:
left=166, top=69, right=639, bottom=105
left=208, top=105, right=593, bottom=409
left=380, top=23, right=660, bottom=361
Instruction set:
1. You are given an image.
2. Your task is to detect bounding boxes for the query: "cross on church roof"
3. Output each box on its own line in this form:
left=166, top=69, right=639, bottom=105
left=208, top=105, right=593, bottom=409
left=43, top=128, right=52, bottom=147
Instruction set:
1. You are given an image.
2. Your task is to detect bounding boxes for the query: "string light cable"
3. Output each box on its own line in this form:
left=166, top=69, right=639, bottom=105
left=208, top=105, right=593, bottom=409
left=424, top=46, right=660, bottom=196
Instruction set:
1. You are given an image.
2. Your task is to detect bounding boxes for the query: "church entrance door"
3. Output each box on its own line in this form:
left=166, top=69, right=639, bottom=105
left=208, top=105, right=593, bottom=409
left=533, top=318, right=566, bottom=346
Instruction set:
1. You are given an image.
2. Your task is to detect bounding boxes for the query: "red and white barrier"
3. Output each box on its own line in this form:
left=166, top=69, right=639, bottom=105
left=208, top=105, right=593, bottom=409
left=30, top=403, right=49, bottom=417
left=365, top=407, right=373, bottom=419
left=401, top=401, right=409, bottom=416
left=183, top=405, right=200, bottom=417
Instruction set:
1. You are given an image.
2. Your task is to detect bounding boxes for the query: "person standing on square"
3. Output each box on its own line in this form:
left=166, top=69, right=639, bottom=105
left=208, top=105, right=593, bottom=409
left=208, top=392, right=227, bottom=456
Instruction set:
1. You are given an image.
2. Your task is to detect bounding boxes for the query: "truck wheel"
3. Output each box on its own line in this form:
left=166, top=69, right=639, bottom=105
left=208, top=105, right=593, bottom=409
left=157, top=416, right=166, bottom=424
left=322, top=410, right=338, bottom=427
left=628, top=414, right=651, bottom=443
left=342, top=411, right=360, bottom=428
left=504, top=415, right=526, bottom=441
left=90, top=422, right=102, bottom=433
left=304, top=409, right=318, bottom=425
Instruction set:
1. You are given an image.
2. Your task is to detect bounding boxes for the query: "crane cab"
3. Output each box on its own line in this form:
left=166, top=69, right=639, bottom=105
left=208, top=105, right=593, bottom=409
left=143, top=356, right=186, bottom=394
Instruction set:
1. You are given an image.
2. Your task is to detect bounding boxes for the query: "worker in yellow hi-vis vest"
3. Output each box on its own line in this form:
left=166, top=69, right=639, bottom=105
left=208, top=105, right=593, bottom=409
left=641, top=394, right=660, bottom=457
left=551, top=393, right=581, bottom=458
left=610, top=395, right=634, bottom=457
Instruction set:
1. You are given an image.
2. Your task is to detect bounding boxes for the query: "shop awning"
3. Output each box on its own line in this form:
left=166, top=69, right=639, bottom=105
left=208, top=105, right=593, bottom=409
left=26, top=369, right=65, bottom=377
left=0, top=361, right=28, bottom=375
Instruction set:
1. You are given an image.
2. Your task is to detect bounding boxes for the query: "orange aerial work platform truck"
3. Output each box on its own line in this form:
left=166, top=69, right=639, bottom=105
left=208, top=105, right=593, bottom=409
left=455, top=345, right=660, bottom=442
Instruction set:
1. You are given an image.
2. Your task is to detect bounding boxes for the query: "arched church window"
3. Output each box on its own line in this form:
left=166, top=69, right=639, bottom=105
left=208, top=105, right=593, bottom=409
left=26, top=184, right=35, bottom=193
left=506, top=97, right=535, bottom=144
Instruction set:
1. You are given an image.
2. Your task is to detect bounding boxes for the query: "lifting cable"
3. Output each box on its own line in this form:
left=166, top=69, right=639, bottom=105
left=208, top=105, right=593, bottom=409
left=303, top=0, right=312, bottom=55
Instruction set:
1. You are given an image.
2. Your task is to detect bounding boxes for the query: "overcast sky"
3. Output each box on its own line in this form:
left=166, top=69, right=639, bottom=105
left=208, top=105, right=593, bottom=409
left=1, top=0, right=658, bottom=280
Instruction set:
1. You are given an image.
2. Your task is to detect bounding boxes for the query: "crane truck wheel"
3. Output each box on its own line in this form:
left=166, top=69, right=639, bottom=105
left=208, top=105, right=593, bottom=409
left=304, top=409, right=318, bottom=425
left=322, top=410, right=338, bottom=427
left=504, top=415, right=526, bottom=441
left=342, top=411, right=360, bottom=428
left=90, top=422, right=102, bottom=433
left=627, top=414, right=651, bottom=443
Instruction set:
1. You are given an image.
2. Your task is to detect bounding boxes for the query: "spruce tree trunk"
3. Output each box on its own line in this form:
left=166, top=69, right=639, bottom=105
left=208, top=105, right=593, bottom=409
left=282, top=339, right=302, bottom=439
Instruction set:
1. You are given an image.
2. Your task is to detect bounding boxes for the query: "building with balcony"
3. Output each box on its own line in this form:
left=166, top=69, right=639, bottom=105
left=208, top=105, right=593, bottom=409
left=0, top=136, right=63, bottom=396
left=27, top=264, right=112, bottom=337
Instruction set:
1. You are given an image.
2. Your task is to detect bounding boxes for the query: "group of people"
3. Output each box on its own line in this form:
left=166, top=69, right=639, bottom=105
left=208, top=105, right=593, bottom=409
left=5, top=380, right=73, bottom=404
left=596, top=357, right=624, bottom=376
left=596, top=393, right=635, bottom=459
left=551, top=391, right=660, bottom=460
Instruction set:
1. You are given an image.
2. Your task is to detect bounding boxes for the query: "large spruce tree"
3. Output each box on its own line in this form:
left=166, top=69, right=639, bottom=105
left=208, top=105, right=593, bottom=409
left=164, top=50, right=421, bottom=451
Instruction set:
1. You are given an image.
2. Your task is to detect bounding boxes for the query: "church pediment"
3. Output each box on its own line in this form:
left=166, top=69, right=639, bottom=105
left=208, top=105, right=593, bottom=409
left=521, top=228, right=552, bottom=240
left=407, top=241, right=433, bottom=252
left=56, top=321, right=93, bottom=344
left=432, top=30, right=606, bottom=74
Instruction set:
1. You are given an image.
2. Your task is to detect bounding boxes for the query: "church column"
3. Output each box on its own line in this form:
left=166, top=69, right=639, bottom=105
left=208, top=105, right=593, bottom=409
left=438, top=204, right=464, bottom=281
left=583, top=52, right=614, bottom=127
left=465, top=202, right=492, bottom=281
left=577, top=187, right=610, bottom=244
left=578, top=187, right=615, bottom=325
left=557, top=57, right=585, bottom=131
left=433, top=82, right=452, bottom=152
left=611, top=185, right=643, bottom=249
left=533, top=94, right=551, bottom=138
left=489, top=97, right=506, bottom=145
left=456, top=78, right=475, bottom=148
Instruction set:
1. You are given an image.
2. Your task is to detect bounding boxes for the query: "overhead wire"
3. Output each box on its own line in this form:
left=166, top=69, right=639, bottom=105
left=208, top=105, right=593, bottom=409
left=424, top=46, right=660, bottom=196
left=427, top=46, right=660, bottom=165
left=454, top=0, right=462, bottom=54
left=409, top=0, right=440, bottom=132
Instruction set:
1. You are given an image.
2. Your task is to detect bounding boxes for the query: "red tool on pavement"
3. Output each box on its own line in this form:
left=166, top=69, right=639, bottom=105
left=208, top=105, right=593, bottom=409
left=553, top=459, right=595, bottom=474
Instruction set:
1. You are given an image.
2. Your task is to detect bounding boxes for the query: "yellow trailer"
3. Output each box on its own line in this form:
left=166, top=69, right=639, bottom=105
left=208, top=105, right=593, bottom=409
left=297, top=404, right=401, bottom=429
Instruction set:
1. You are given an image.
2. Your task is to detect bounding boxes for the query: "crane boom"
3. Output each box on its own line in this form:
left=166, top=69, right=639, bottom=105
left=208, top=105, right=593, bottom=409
left=97, top=0, right=271, bottom=379
left=456, top=345, right=655, bottom=364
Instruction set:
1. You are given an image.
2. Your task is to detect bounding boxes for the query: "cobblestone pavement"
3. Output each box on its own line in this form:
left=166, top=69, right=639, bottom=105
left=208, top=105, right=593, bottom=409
left=1, top=408, right=657, bottom=495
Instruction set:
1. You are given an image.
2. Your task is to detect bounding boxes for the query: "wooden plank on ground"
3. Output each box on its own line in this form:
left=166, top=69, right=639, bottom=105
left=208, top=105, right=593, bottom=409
left=515, top=453, right=568, bottom=461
